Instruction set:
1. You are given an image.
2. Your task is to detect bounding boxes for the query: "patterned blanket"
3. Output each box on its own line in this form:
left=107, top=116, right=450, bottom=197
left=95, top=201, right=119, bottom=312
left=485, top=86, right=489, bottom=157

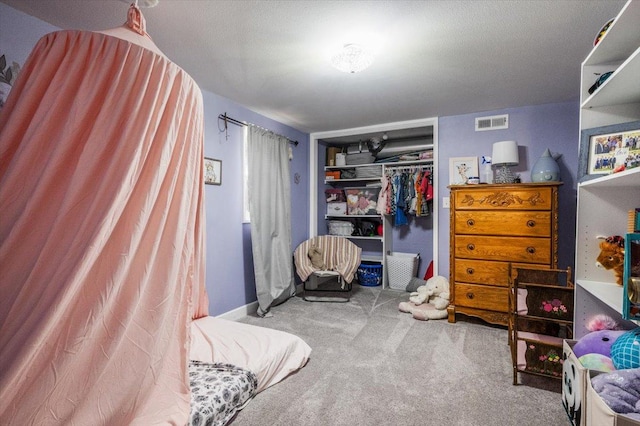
left=189, top=361, right=258, bottom=426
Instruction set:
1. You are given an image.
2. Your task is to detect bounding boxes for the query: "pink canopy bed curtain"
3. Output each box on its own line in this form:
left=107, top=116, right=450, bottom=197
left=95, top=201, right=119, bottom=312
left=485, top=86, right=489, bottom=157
left=0, top=5, right=208, bottom=425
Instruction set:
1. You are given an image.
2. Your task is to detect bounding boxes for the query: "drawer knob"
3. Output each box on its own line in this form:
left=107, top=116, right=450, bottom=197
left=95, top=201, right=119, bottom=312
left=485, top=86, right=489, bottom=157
left=527, top=220, right=536, bottom=227
left=466, top=268, right=474, bottom=275
left=466, top=292, right=474, bottom=300
left=526, top=246, right=536, bottom=254
left=467, top=243, right=475, bottom=251
left=467, top=219, right=475, bottom=226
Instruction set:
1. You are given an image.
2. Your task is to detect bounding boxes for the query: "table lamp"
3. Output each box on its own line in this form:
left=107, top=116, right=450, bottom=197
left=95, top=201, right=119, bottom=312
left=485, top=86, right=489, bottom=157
left=492, top=140, right=519, bottom=183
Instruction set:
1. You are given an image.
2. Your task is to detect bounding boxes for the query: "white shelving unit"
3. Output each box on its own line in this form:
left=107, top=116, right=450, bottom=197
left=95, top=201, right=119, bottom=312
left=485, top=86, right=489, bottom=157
left=574, top=0, right=640, bottom=338
left=324, top=159, right=433, bottom=288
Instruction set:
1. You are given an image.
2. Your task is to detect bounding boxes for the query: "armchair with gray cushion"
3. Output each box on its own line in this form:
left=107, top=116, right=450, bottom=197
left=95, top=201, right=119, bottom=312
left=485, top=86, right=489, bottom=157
left=294, top=236, right=362, bottom=301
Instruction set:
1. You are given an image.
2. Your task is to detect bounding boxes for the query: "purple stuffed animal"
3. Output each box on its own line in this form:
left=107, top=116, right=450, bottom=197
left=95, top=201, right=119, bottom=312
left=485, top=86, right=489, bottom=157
left=573, top=314, right=625, bottom=359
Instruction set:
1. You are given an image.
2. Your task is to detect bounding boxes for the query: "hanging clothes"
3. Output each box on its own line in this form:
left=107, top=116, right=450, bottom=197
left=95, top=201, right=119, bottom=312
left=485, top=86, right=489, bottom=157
left=393, top=173, right=408, bottom=227
left=0, top=5, right=206, bottom=425
left=382, top=165, right=433, bottom=226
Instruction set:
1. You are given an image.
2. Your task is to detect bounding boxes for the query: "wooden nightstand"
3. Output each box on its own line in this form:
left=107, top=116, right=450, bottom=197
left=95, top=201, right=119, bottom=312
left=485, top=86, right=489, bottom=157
left=447, top=183, right=561, bottom=326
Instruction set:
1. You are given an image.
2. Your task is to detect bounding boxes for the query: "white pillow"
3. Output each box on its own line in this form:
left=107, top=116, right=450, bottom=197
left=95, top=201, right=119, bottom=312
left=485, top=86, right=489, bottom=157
left=190, top=316, right=311, bottom=393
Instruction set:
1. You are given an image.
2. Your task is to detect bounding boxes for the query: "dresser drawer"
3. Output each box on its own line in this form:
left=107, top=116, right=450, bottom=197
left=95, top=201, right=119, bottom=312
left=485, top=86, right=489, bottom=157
left=453, top=187, right=553, bottom=211
left=454, top=235, right=551, bottom=264
left=454, top=283, right=508, bottom=312
left=454, top=211, right=551, bottom=237
left=454, top=259, right=509, bottom=286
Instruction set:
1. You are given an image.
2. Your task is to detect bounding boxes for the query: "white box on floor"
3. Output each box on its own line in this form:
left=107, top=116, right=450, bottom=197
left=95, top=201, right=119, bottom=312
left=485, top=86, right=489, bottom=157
left=586, top=370, right=640, bottom=426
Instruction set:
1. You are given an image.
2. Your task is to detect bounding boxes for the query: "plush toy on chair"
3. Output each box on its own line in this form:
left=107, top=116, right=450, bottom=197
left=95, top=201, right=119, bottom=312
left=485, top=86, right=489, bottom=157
left=399, top=275, right=450, bottom=320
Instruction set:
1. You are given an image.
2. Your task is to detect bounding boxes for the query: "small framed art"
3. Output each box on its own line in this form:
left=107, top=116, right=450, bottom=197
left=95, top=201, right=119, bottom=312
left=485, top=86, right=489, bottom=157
left=204, top=157, right=222, bottom=185
left=449, top=156, right=478, bottom=185
left=578, top=120, right=640, bottom=182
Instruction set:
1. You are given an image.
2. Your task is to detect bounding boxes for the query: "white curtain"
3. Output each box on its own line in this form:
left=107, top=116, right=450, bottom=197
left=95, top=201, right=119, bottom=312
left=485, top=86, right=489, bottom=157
left=247, top=126, right=295, bottom=317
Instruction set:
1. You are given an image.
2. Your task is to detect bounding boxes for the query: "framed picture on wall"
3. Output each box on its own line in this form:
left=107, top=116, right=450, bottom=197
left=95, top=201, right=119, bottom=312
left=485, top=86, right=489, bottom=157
left=578, top=120, right=640, bottom=182
left=449, top=156, right=478, bottom=185
left=204, top=157, right=222, bottom=185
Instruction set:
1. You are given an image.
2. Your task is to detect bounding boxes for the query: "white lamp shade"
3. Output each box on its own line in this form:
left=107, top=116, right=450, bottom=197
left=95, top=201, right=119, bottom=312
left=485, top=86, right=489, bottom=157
left=492, top=140, right=519, bottom=166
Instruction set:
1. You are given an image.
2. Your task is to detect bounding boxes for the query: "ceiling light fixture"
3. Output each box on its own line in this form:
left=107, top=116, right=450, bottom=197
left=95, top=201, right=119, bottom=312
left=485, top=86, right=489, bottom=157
left=331, top=44, right=374, bottom=74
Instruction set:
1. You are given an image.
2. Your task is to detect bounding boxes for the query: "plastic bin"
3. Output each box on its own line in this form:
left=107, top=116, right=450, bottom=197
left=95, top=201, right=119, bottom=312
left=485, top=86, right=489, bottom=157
left=328, top=220, right=354, bottom=236
left=345, top=187, right=381, bottom=215
left=357, top=262, right=382, bottom=287
left=386, top=252, right=419, bottom=290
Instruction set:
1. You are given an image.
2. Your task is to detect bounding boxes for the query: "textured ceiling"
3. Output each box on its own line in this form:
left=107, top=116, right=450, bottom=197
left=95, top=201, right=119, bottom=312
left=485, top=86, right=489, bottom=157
left=1, top=0, right=627, bottom=133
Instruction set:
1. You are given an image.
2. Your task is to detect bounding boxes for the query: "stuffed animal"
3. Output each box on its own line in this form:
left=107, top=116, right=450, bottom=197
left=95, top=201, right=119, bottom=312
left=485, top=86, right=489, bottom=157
left=595, top=235, right=626, bottom=285
left=610, top=328, right=640, bottom=370
left=573, top=315, right=625, bottom=361
left=399, top=275, right=450, bottom=321
left=308, top=245, right=326, bottom=270
left=571, top=314, right=640, bottom=371
left=408, top=275, right=449, bottom=309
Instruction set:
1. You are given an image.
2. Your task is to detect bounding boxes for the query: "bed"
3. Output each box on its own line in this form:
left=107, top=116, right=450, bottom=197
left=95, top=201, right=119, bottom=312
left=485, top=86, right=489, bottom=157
left=188, top=316, right=311, bottom=425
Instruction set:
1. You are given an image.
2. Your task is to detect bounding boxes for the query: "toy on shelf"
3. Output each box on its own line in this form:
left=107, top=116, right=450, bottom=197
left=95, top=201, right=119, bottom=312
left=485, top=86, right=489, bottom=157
left=596, top=235, right=626, bottom=285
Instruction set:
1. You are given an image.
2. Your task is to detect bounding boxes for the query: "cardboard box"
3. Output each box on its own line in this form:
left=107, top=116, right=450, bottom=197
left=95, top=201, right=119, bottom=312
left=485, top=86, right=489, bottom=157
left=326, top=147, right=341, bottom=166
left=586, top=370, right=640, bottom=426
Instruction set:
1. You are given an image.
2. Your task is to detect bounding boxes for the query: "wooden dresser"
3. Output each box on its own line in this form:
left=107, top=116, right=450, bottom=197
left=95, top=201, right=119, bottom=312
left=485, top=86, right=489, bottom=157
left=447, top=183, right=560, bottom=326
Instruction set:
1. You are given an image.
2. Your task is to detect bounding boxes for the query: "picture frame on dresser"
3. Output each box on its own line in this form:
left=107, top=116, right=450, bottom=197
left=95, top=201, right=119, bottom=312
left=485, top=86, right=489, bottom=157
left=577, top=120, right=640, bottom=183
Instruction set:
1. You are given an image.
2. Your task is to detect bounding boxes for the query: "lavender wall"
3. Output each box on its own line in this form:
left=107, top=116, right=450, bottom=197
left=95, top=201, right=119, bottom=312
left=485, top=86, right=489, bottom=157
left=202, top=92, right=309, bottom=315
left=0, top=4, right=58, bottom=62
left=437, top=102, right=579, bottom=276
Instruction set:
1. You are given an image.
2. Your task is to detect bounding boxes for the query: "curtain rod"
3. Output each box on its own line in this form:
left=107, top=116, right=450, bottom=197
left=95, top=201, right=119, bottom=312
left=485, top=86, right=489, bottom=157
left=218, top=112, right=299, bottom=146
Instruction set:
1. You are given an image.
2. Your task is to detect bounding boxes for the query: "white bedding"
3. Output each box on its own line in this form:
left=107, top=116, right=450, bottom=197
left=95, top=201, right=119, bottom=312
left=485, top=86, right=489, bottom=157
left=190, top=316, right=311, bottom=393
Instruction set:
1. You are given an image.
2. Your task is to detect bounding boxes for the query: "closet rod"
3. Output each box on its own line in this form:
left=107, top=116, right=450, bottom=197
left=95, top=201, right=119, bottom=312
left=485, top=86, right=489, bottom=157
left=218, top=112, right=298, bottom=146
left=385, top=164, right=433, bottom=172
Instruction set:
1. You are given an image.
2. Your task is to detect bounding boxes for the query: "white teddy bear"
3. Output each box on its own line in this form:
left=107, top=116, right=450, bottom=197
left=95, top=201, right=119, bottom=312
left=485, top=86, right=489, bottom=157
left=409, top=276, right=450, bottom=309
left=400, top=275, right=450, bottom=321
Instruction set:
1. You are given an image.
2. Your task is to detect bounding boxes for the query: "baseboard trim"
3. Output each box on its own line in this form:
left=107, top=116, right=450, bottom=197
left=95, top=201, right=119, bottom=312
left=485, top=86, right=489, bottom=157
left=216, top=301, right=258, bottom=321
left=216, top=286, right=304, bottom=320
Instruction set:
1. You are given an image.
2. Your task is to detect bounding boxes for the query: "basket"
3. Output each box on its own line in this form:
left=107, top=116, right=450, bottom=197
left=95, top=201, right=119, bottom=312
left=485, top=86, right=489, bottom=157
left=386, top=252, right=419, bottom=290
left=328, top=220, right=354, bottom=236
left=357, top=263, right=382, bottom=287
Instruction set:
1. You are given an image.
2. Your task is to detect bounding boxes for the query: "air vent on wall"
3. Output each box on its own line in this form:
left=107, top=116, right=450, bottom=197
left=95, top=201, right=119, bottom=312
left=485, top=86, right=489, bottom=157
left=475, top=114, right=509, bottom=131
